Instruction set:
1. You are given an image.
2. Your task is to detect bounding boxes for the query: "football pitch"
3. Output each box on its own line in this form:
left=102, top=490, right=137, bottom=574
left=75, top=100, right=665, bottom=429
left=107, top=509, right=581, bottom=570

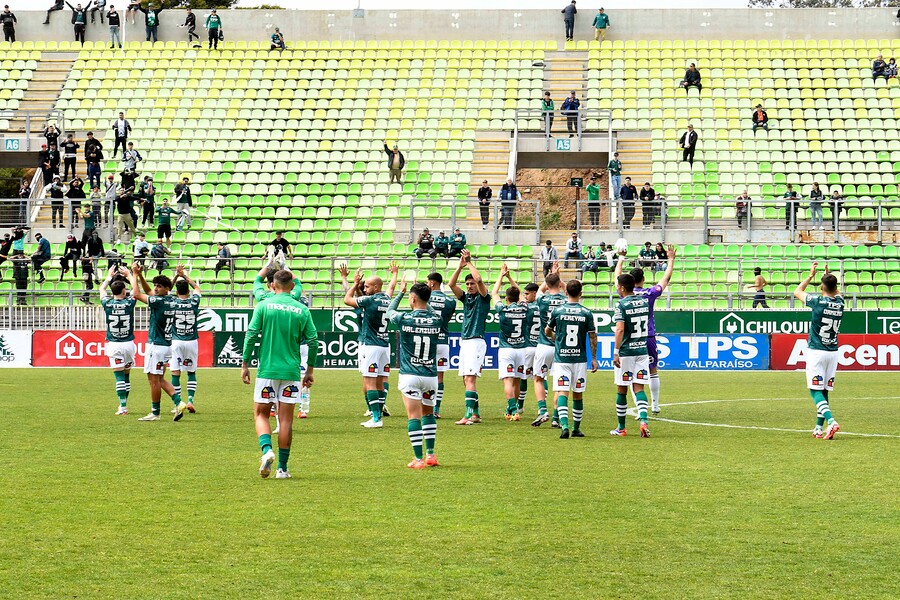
left=1, top=369, right=898, bottom=599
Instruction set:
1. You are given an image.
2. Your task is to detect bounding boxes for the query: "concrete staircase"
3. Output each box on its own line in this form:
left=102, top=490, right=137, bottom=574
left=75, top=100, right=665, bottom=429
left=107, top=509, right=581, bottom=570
left=540, top=231, right=585, bottom=283
left=6, top=52, right=77, bottom=135
left=614, top=131, right=653, bottom=229
left=466, top=130, right=511, bottom=224
left=542, top=51, right=588, bottom=137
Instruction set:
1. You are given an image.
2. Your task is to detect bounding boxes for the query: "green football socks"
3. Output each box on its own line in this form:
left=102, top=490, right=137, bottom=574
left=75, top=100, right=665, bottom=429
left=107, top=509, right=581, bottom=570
left=506, top=398, right=517, bottom=415
left=557, top=395, right=569, bottom=430
left=517, top=380, right=528, bottom=410
left=464, top=391, right=477, bottom=418
left=435, top=382, right=444, bottom=413
left=537, top=400, right=548, bottom=415
left=573, top=399, right=584, bottom=432
left=277, top=447, right=290, bottom=471
left=616, top=393, right=627, bottom=429
left=366, top=389, right=382, bottom=421
left=635, top=390, right=649, bottom=423
left=811, top=390, right=835, bottom=425
left=114, top=371, right=127, bottom=407
left=186, top=372, right=197, bottom=402
left=171, top=373, right=181, bottom=395
left=258, top=433, right=272, bottom=454
left=407, top=418, right=423, bottom=459
left=151, top=401, right=161, bottom=416
left=123, top=371, right=130, bottom=399
left=422, top=414, right=437, bottom=454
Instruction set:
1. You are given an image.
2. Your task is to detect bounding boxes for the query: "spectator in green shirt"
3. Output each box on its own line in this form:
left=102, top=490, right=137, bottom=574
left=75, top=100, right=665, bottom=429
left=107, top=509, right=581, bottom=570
left=448, top=228, right=467, bottom=258
left=155, top=198, right=176, bottom=247
left=592, top=8, right=609, bottom=42
left=607, top=151, right=622, bottom=199
left=585, top=176, right=602, bottom=229
left=205, top=8, right=221, bottom=50
left=541, top=91, right=554, bottom=138
left=434, top=231, right=450, bottom=258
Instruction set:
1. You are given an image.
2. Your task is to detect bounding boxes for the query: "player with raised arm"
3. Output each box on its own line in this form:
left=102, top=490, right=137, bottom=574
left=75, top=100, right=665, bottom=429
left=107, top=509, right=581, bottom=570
left=504, top=271, right=541, bottom=416
left=615, top=244, right=676, bottom=415
left=387, top=280, right=444, bottom=468
left=491, top=263, right=533, bottom=421
left=344, top=262, right=399, bottom=428
left=129, top=264, right=186, bottom=422
left=339, top=263, right=372, bottom=416
left=610, top=273, right=652, bottom=438
left=447, top=249, right=490, bottom=425
left=531, top=268, right=568, bottom=427
left=793, top=262, right=843, bottom=440
left=241, top=269, right=318, bottom=478
left=169, top=265, right=201, bottom=414
left=100, top=265, right=137, bottom=415
left=425, top=272, right=457, bottom=419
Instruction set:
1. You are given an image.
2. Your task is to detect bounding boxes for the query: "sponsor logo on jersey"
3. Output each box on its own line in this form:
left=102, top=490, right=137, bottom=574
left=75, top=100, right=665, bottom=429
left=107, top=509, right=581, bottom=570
left=260, top=386, right=276, bottom=400
left=622, top=371, right=633, bottom=382
left=827, top=377, right=835, bottom=387
left=812, top=375, right=823, bottom=385
left=557, top=375, right=570, bottom=387
left=636, top=369, right=648, bottom=381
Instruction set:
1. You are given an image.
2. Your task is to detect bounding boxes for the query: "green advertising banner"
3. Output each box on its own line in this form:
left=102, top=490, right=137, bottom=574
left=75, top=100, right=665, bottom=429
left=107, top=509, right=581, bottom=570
left=866, top=311, right=900, bottom=335
left=693, top=310, right=868, bottom=335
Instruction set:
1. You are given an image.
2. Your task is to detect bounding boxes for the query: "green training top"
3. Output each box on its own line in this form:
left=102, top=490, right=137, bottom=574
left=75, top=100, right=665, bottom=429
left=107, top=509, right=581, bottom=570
left=613, top=294, right=650, bottom=357
left=243, top=293, right=319, bottom=380
left=101, top=296, right=136, bottom=342
left=356, top=292, right=391, bottom=347
left=461, top=291, right=491, bottom=339
left=541, top=98, right=554, bottom=111
left=387, top=293, right=443, bottom=378
left=607, top=158, right=622, bottom=175
left=525, top=301, right=541, bottom=347
left=156, top=206, right=176, bottom=225
left=253, top=274, right=304, bottom=303
left=427, top=289, right=457, bottom=344
left=495, top=301, right=530, bottom=349
left=171, top=293, right=201, bottom=342
left=82, top=209, right=95, bottom=229
left=548, top=301, right=596, bottom=363
left=805, top=293, right=844, bottom=352
left=147, top=294, right=175, bottom=347
left=537, top=292, right=567, bottom=346
left=586, top=183, right=601, bottom=201
left=592, top=12, right=610, bottom=28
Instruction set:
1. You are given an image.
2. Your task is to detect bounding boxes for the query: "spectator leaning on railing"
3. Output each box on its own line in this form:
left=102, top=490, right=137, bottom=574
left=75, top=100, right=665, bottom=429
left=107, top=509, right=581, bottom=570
left=808, top=182, right=824, bottom=230
left=477, top=180, right=492, bottom=230
left=735, top=190, right=750, bottom=228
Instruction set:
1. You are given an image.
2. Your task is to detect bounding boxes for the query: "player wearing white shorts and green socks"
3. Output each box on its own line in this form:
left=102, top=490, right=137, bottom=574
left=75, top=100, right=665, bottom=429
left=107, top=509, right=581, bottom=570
left=387, top=282, right=443, bottom=468
left=793, top=262, right=843, bottom=440
left=611, top=273, right=652, bottom=438
left=242, top=269, right=318, bottom=479
left=545, top=279, right=598, bottom=439
left=531, top=271, right=567, bottom=427
left=169, top=266, right=201, bottom=413
left=426, top=272, right=457, bottom=419
left=504, top=272, right=541, bottom=415
left=100, top=266, right=137, bottom=415
left=491, top=263, right=533, bottom=421
left=448, top=250, right=490, bottom=425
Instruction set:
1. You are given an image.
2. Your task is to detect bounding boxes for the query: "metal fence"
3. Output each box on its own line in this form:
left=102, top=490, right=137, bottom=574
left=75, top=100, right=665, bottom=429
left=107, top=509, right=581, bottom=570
left=0, top=109, right=66, bottom=152
left=408, top=197, right=543, bottom=244
left=514, top=108, right=613, bottom=152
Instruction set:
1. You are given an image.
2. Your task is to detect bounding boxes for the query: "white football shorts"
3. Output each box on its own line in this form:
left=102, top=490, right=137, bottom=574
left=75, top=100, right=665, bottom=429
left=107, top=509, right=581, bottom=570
left=143, top=343, right=172, bottom=375
left=498, top=347, right=527, bottom=380
left=551, top=362, right=587, bottom=393
left=169, top=339, right=199, bottom=373
left=398, top=374, right=438, bottom=406
left=614, top=354, right=651, bottom=387
left=359, top=344, right=390, bottom=378
left=458, top=338, right=487, bottom=377
left=805, top=348, right=838, bottom=391
left=106, top=340, right=136, bottom=370
left=254, top=378, right=301, bottom=405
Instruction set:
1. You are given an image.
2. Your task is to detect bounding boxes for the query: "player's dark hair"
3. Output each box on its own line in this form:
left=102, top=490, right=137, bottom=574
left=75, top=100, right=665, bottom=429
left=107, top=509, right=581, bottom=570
left=617, top=273, right=636, bottom=292
left=464, top=273, right=474, bottom=282
left=110, top=281, right=126, bottom=295
left=821, top=273, right=838, bottom=292
left=152, top=275, right=172, bottom=289
left=264, top=267, right=276, bottom=284
left=274, top=269, right=293, bottom=286
left=545, top=273, right=561, bottom=287
left=524, top=283, right=539, bottom=293
left=629, top=268, right=645, bottom=285
left=427, top=272, right=443, bottom=284
left=175, top=280, right=189, bottom=295
left=566, top=279, right=583, bottom=298
left=754, top=267, right=762, bottom=276
left=410, top=282, right=432, bottom=303
left=506, top=286, right=520, bottom=302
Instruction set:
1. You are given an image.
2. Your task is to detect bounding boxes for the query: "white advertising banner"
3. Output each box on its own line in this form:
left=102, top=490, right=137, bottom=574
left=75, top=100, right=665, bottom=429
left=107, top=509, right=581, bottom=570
left=0, top=330, right=32, bottom=367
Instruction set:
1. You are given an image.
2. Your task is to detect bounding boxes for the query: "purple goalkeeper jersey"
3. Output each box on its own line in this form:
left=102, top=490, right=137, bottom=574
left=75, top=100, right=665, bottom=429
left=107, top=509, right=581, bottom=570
left=634, top=285, right=663, bottom=337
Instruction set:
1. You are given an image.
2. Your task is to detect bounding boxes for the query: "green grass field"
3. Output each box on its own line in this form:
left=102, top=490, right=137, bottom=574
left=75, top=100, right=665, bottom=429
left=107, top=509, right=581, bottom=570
left=1, top=369, right=898, bottom=599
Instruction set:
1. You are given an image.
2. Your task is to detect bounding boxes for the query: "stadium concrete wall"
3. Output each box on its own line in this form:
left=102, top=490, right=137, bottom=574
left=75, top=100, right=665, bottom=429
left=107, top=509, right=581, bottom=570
left=10, top=8, right=900, bottom=46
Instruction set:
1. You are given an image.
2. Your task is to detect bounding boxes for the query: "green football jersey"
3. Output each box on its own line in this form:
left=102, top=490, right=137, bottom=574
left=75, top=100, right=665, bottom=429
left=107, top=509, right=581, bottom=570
left=547, top=302, right=596, bottom=363
left=613, top=294, right=650, bottom=357
left=537, top=292, right=567, bottom=346
left=427, top=289, right=457, bottom=344
left=495, top=301, right=530, bottom=349
left=101, top=296, right=136, bottom=342
left=461, top=292, right=491, bottom=339
left=243, top=293, right=319, bottom=380
left=525, top=301, right=541, bottom=347
left=252, top=275, right=305, bottom=304
left=356, top=292, right=391, bottom=347
left=156, top=206, right=176, bottom=224
left=388, top=294, right=442, bottom=377
left=146, top=294, right=175, bottom=347
left=805, top=293, right=844, bottom=351
left=82, top=209, right=95, bottom=229
left=171, top=294, right=201, bottom=341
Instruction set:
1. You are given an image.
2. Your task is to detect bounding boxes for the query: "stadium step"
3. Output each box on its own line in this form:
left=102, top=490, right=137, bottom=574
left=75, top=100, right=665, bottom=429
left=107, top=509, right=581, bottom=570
left=542, top=51, right=589, bottom=130
left=467, top=131, right=512, bottom=223
left=6, top=52, right=77, bottom=134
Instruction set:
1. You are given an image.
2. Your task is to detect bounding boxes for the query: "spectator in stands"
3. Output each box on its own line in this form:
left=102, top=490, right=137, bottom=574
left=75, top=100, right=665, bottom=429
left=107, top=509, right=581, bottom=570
left=44, top=0, right=65, bottom=25
left=607, top=151, right=622, bottom=199
left=680, top=63, right=702, bottom=94
left=85, top=230, right=104, bottom=282
left=564, top=232, right=582, bottom=269
left=61, top=133, right=79, bottom=181
left=561, top=0, right=577, bottom=41
left=107, top=4, right=122, bottom=48
left=103, top=175, right=117, bottom=225
left=477, top=180, right=492, bottom=229
left=384, top=142, right=405, bottom=185
left=829, top=189, right=844, bottom=227
left=751, top=104, right=769, bottom=132
left=111, top=112, right=131, bottom=159
left=150, top=238, right=170, bottom=271
left=415, top=228, right=436, bottom=259
left=434, top=230, right=450, bottom=258
left=10, top=225, right=27, bottom=256
left=580, top=246, right=599, bottom=274
left=592, top=7, right=609, bottom=42
left=38, top=144, right=54, bottom=185
left=735, top=190, right=750, bottom=228
left=43, top=124, right=61, bottom=149
left=585, top=175, right=601, bottom=229
left=561, top=91, right=581, bottom=137
left=77, top=202, right=95, bottom=245
left=43, top=176, right=67, bottom=229
left=90, top=0, right=104, bottom=23
left=179, top=7, right=200, bottom=47
left=620, top=176, right=636, bottom=229
left=808, top=181, right=824, bottom=230
left=31, top=233, right=51, bottom=284
left=270, top=27, right=286, bottom=52
left=639, top=181, right=658, bottom=229
left=66, top=176, right=86, bottom=228
left=499, top=178, right=520, bottom=229
left=133, top=232, right=150, bottom=266
left=541, top=91, right=554, bottom=137
left=540, top=239, right=557, bottom=277
left=122, top=142, right=143, bottom=172
left=120, top=168, right=137, bottom=195
left=0, top=233, right=11, bottom=280
left=12, top=253, right=28, bottom=304
left=47, top=143, right=61, bottom=179
left=449, top=228, right=467, bottom=258
left=678, top=124, right=698, bottom=166
left=139, top=2, right=164, bottom=43
left=265, top=230, right=292, bottom=266
left=873, top=54, right=888, bottom=81
left=888, top=58, right=898, bottom=79
left=174, top=177, right=192, bottom=229
left=77, top=254, right=94, bottom=303
left=84, top=130, right=102, bottom=157
left=638, top=242, right=656, bottom=268
left=1, top=5, right=17, bottom=43
left=18, top=179, right=30, bottom=224
left=214, top=242, right=233, bottom=277
left=746, top=267, right=769, bottom=309
left=205, top=8, right=222, bottom=50
left=125, top=0, right=139, bottom=24
left=60, top=234, right=82, bottom=280
left=654, top=242, right=668, bottom=272
left=156, top=198, right=177, bottom=247
left=114, top=187, right=137, bottom=244
left=85, top=142, right=103, bottom=190
left=66, top=2, right=90, bottom=45
left=783, top=183, right=800, bottom=230
left=139, top=176, right=156, bottom=227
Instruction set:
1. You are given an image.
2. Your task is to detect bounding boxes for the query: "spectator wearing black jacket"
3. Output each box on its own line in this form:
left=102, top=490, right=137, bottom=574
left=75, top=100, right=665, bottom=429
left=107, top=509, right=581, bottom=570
left=415, top=228, right=436, bottom=259
left=43, top=176, right=67, bottom=228
left=85, top=142, right=103, bottom=189
left=66, top=2, right=92, bottom=45
left=31, top=232, right=51, bottom=283
left=180, top=7, right=199, bottom=47
left=214, top=242, right=232, bottom=277
left=17, top=179, right=30, bottom=224
left=38, top=144, right=55, bottom=186
left=84, top=130, right=102, bottom=157
left=619, top=176, right=637, bottom=229
left=1, top=5, right=17, bottom=42
left=61, top=133, right=80, bottom=180
left=139, top=3, right=164, bottom=43
left=84, top=230, right=104, bottom=283
left=499, top=178, right=519, bottom=229
left=384, top=142, right=405, bottom=184
left=107, top=4, right=121, bottom=48
left=561, top=0, right=576, bottom=41
left=43, top=124, right=61, bottom=149
left=477, top=180, right=492, bottom=229
left=66, top=176, right=87, bottom=228
left=752, top=104, right=769, bottom=132
left=174, top=177, right=192, bottom=229
left=873, top=54, right=888, bottom=81
left=60, top=234, right=82, bottom=279
left=639, top=182, right=658, bottom=229
left=681, top=63, right=702, bottom=94
left=678, top=124, right=698, bottom=166
left=44, top=0, right=65, bottom=25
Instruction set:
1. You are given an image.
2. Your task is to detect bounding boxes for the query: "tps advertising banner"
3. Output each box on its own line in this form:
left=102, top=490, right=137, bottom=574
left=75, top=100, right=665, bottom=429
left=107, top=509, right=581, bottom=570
left=587, top=334, right=769, bottom=371
left=0, top=330, right=33, bottom=367
left=32, top=331, right=214, bottom=367
left=770, top=334, right=900, bottom=371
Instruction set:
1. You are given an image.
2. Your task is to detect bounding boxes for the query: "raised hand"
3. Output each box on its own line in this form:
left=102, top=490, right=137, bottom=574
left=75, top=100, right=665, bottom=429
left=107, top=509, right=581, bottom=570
left=337, top=263, right=349, bottom=278
left=810, top=261, right=818, bottom=279
left=667, top=244, right=677, bottom=259
left=389, top=261, right=399, bottom=274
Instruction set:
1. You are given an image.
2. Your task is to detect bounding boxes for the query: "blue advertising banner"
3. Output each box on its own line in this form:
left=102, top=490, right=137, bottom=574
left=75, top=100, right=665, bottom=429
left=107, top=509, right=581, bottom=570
left=586, top=334, right=769, bottom=371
